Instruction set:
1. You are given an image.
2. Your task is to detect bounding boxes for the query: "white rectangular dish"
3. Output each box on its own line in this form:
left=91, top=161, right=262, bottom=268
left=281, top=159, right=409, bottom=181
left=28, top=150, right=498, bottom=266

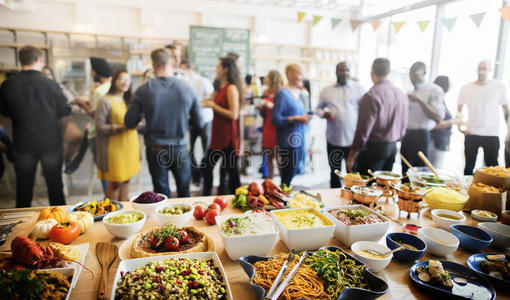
left=271, top=208, right=334, bottom=251
left=110, top=251, right=233, bottom=300
left=215, top=213, right=278, bottom=260
left=40, top=267, right=76, bottom=300
left=70, top=242, right=88, bottom=288
left=324, top=205, right=391, bottom=247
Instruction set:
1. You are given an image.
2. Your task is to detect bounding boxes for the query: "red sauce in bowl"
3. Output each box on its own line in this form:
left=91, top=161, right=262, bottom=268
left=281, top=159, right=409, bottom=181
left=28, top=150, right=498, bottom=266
left=403, top=223, right=421, bottom=235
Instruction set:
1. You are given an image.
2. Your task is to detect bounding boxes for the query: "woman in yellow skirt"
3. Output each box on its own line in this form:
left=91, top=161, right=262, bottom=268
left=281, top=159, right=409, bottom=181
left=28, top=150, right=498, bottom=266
left=95, top=70, right=140, bottom=201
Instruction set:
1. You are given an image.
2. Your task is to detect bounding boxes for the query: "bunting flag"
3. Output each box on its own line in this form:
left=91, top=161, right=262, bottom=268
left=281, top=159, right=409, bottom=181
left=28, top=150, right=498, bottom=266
left=370, top=20, right=382, bottom=31
left=417, top=20, right=430, bottom=32
left=470, top=12, right=485, bottom=28
left=392, top=21, right=406, bottom=34
left=297, top=11, right=306, bottom=23
left=350, top=20, right=362, bottom=31
left=500, top=6, right=510, bottom=21
left=331, top=18, right=342, bottom=29
left=313, top=15, right=323, bottom=26
left=442, top=17, right=457, bottom=32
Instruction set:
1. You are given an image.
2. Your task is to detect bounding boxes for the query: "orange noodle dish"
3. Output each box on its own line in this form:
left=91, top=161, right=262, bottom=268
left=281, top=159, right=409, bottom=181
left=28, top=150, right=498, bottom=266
left=252, top=248, right=368, bottom=300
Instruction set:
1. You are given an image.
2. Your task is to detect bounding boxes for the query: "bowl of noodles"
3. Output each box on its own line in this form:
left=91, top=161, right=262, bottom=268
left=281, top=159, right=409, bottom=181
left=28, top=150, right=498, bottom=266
left=239, top=246, right=389, bottom=300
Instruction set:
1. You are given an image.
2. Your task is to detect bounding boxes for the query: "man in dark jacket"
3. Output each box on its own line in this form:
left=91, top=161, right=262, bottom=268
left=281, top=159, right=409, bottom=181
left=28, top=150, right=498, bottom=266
left=0, top=46, right=71, bottom=207
left=125, top=48, right=203, bottom=198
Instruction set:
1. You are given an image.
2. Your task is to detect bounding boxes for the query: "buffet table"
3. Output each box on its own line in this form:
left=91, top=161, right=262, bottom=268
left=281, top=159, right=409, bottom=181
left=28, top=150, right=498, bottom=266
left=1, top=189, right=509, bottom=300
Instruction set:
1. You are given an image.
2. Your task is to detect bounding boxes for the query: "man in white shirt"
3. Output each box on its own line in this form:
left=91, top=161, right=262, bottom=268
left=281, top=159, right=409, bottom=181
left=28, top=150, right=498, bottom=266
left=180, top=60, right=214, bottom=185
left=458, top=60, right=509, bottom=175
left=316, top=62, right=364, bottom=187
left=401, top=61, right=445, bottom=174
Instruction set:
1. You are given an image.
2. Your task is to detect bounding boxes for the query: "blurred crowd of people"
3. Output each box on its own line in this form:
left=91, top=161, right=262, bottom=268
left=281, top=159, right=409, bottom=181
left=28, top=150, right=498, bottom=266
left=0, top=44, right=508, bottom=207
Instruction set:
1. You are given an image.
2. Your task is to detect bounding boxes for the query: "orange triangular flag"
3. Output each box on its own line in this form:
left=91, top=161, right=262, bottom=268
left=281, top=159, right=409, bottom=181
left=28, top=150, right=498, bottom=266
left=350, top=20, right=362, bottom=31
left=371, top=20, right=382, bottom=31
left=392, top=21, right=406, bottom=33
left=499, top=6, right=510, bottom=21
left=297, top=11, right=306, bottom=23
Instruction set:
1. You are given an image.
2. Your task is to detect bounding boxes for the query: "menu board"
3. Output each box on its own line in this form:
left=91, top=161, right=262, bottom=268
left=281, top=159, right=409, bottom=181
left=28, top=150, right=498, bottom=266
left=188, top=25, right=250, bottom=81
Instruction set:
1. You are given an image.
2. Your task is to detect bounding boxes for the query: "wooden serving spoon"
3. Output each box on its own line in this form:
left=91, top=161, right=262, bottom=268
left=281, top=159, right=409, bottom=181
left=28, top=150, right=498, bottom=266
left=96, top=242, right=118, bottom=300
left=417, top=151, right=440, bottom=177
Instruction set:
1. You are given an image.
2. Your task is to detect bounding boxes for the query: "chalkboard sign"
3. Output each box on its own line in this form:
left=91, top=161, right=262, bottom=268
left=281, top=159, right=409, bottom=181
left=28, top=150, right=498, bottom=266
left=188, top=25, right=250, bottom=81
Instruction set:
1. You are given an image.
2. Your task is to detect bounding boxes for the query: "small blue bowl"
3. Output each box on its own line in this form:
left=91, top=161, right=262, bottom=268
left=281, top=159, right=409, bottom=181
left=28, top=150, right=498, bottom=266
left=386, top=232, right=426, bottom=262
left=450, top=224, right=493, bottom=252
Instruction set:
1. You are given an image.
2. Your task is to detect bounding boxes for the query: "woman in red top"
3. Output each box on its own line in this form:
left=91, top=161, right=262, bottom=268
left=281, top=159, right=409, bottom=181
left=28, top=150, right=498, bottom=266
left=260, top=70, right=283, bottom=179
left=201, top=57, right=243, bottom=195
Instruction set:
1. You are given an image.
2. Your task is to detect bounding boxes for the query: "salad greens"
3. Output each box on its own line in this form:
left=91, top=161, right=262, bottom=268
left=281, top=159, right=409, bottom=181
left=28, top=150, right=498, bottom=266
left=0, top=270, right=45, bottom=300
left=304, top=249, right=368, bottom=297
left=232, top=193, right=251, bottom=211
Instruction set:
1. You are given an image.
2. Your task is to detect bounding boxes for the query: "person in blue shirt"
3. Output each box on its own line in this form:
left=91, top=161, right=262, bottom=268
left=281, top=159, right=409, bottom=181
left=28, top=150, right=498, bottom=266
left=271, top=64, right=311, bottom=186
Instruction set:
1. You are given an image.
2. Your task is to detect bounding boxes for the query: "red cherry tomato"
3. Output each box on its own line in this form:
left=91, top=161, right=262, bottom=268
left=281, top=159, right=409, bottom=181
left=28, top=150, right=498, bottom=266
left=208, top=203, right=221, bottom=212
left=175, top=230, right=189, bottom=243
left=193, top=205, right=207, bottom=220
left=205, top=209, right=220, bottom=225
left=150, top=237, right=159, bottom=248
left=213, top=196, right=227, bottom=210
left=49, top=222, right=80, bottom=245
left=164, top=236, right=180, bottom=251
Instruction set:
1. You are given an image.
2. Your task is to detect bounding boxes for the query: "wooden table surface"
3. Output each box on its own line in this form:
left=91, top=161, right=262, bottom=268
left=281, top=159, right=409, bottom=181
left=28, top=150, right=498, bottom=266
left=1, top=189, right=509, bottom=300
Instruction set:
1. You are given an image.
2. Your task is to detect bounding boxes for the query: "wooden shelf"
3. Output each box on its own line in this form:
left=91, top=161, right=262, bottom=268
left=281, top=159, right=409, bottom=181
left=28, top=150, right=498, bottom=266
left=0, top=43, right=50, bottom=49
left=252, top=55, right=344, bottom=64
left=130, top=49, right=152, bottom=55
left=252, top=42, right=357, bottom=53
left=0, top=66, right=21, bottom=72
left=0, top=27, right=187, bottom=43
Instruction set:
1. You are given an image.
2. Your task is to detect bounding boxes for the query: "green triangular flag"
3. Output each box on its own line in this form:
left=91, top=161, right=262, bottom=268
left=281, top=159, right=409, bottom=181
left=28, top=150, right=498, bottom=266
left=417, top=20, right=430, bottom=32
left=442, top=17, right=457, bottom=32
left=331, top=18, right=342, bottom=29
left=313, top=15, right=323, bottom=26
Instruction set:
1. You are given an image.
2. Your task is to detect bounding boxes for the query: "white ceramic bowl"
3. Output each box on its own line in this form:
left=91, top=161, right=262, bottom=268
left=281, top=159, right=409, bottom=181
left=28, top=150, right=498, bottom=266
left=129, top=192, right=167, bottom=217
left=103, top=210, right=146, bottom=239
left=478, top=222, right=510, bottom=249
left=155, top=202, right=193, bottom=227
left=215, top=213, right=278, bottom=260
left=471, top=210, right=498, bottom=222
left=324, top=205, right=391, bottom=247
left=431, top=209, right=466, bottom=230
left=418, top=227, right=459, bottom=256
left=351, top=241, right=392, bottom=272
left=271, top=208, right=334, bottom=251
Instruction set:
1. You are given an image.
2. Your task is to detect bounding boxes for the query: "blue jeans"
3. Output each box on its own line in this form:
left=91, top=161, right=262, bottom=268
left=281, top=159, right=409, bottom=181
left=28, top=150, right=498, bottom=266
left=146, top=144, right=191, bottom=198
left=278, top=146, right=303, bottom=186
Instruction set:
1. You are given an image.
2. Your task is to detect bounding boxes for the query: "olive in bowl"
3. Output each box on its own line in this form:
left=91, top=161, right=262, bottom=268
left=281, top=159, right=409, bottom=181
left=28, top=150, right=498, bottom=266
left=156, top=203, right=193, bottom=227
